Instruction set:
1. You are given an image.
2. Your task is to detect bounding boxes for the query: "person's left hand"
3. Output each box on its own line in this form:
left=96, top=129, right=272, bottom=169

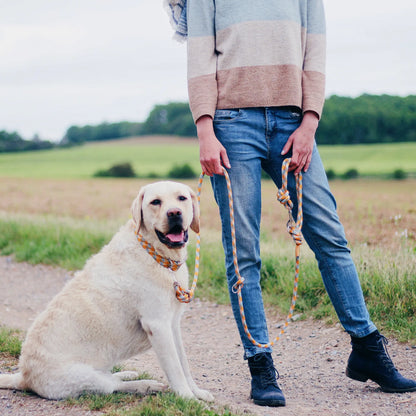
left=281, top=111, right=319, bottom=174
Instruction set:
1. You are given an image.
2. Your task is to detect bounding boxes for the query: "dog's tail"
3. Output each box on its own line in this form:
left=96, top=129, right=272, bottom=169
left=0, top=372, right=24, bottom=390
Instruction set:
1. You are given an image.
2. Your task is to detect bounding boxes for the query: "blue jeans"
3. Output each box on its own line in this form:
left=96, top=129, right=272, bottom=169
left=211, top=107, right=377, bottom=358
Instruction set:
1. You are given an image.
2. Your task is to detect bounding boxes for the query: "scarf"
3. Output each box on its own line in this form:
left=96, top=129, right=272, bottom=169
left=163, top=0, right=187, bottom=42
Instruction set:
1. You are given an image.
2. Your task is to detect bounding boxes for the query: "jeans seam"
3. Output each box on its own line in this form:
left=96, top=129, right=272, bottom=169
left=302, top=227, right=352, bottom=323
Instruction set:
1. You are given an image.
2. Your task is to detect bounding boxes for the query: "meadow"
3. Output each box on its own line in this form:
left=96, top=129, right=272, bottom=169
left=0, top=137, right=415, bottom=413
left=0, top=136, right=415, bottom=179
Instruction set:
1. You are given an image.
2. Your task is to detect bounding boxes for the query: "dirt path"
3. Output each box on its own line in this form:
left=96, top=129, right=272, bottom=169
left=0, top=256, right=415, bottom=416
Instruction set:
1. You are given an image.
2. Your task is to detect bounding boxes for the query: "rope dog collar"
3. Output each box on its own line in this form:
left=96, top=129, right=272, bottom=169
left=135, top=231, right=184, bottom=272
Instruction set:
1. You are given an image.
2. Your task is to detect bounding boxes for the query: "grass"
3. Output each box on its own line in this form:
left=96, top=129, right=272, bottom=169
left=0, top=215, right=112, bottom=270
left=66, top=391, right=142, bottom=412
left=66, top=392, right=237, bottom=416
left=355, top=246, right=416, bottom=342
left=318, top=142, right=416, bottom=177
left=0, top=138, right=415, bottom=179
left=0, top=327, right=22, bottom=358
left=0, top=170, right=414, bottom=343
left=0, top=136, right=201, bottom=179
left=1, top=213, right=414, bottom=343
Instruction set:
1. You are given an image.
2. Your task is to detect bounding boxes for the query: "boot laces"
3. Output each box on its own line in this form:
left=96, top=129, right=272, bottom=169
left=263, top=365, right=280, bottom=386
left=379, top=334, right=397, bottom=373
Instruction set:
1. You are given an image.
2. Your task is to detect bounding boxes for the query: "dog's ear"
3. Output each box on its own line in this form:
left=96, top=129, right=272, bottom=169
left=188, top=187, right=200, bottom=234
left=131, top=187, right=146, bottom=234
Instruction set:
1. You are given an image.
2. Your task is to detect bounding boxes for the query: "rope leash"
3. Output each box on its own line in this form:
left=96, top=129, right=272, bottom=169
left=230, top=158, right=303, bottom=348
left=175, top=158, right=303, bottom=348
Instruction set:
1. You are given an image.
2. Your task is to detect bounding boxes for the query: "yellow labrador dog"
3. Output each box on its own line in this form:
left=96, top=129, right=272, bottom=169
left=0, top=181, right=213, bottom=402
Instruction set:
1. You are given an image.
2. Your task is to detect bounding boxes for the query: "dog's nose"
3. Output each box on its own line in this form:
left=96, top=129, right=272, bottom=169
left=167, top=208, right=182, bottom=218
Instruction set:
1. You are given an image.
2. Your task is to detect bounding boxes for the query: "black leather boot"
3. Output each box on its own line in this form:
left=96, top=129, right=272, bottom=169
left=346, top=330, right=416, bottom=392
left=248, top=352, right=286, bottom=406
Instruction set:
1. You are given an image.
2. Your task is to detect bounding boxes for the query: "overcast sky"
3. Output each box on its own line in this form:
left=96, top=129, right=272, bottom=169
left=1, top=0, right=415, bottom=141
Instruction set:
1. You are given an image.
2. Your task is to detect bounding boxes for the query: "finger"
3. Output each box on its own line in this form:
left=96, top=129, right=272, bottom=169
left=281, top=136, right=294, bottom=156
left=296, top=155, right=307, bottom=174
left=221, top=149, right=231, bottom=169
left=201, top=162, right=213, bottom=177
left=304, top=156, right=312, bottom=173
left=214, top=160, right=225, bottom=175
left=295, top=164, right=303, bottom=175
left=288, top=154, right=299, bottom=172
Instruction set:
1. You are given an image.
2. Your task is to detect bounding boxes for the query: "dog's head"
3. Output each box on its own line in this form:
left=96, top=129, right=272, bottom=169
left=131, top=181, right=199, bottom=250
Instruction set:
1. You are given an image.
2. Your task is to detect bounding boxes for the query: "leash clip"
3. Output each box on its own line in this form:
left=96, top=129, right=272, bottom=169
left=232, top=277, right=245, bottom=294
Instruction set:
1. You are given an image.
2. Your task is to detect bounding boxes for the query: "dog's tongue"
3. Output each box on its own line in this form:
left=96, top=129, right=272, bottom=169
left=166, top=231, right=184, bottom=243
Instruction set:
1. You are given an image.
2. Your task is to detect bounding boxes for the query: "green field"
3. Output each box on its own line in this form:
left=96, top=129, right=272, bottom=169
left=0, top=137, right=200, bottom=179
left=0, top=137, right=415, bottom=178
left=319, top=142, right=416, bottom=176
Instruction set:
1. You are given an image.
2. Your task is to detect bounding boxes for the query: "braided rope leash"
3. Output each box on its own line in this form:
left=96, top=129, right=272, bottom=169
left=228, top=158, right=303, bottom=348
left=172, top=158, right=303, bottom=349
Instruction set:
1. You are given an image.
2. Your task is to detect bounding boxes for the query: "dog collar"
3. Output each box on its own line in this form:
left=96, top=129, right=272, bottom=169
left=135, top=232, right=184, bottom=271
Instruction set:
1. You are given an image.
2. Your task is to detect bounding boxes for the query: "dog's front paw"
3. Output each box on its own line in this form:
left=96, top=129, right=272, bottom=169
left=194, top=388, right=214, bottom=402
left=145, top=380, right=168, bottom=394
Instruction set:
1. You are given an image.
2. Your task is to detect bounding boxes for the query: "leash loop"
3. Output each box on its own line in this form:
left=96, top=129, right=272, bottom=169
left=173, top=281, right=194, bottom=303
left=226, top=158, right=303, bottom=348
left=175, top=158, right=303, bottom=349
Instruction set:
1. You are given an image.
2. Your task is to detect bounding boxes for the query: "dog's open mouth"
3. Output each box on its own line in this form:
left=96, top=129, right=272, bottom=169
left=156, top=225, right=189, bottom=248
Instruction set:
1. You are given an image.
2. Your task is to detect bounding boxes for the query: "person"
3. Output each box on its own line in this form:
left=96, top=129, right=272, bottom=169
left=165, top=0, right=416, bottom=407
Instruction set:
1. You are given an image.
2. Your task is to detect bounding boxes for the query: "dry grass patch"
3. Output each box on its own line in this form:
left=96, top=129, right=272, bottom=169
left=1, top=177, right=415, bottom=252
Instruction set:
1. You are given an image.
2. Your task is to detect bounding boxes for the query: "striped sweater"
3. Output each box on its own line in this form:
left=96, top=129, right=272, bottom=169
left=186, top=0, right=326, bottom=122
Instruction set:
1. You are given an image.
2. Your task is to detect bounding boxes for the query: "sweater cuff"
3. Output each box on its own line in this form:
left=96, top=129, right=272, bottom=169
left=188, top=75, right=218, bottom=123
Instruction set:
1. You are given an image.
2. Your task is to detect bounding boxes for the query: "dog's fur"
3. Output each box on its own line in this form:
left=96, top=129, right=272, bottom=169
left=0, top=181, right=213, bottom=401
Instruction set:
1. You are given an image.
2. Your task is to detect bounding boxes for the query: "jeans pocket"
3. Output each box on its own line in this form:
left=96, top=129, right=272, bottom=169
left=213, top=109, right=242, bottom=123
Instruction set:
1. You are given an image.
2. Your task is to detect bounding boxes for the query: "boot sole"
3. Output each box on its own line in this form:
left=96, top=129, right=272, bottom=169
left=252, top=398, right=286, bottom=407
left=379, top=385, right=416, bottom=393
left=346, top=367, right=416, bottom=393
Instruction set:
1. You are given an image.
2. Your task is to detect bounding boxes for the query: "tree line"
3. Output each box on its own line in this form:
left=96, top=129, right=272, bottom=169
left=0, top=131, right=55, bottom=153
left=1, top=94, right=415, bottom=152
left=317, top=94, right=416, bottom=144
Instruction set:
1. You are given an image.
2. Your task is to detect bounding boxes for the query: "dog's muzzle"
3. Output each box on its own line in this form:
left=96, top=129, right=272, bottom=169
left=156, top=210, right=189, bottom=248
left=156, top=226, right=189, bottom=248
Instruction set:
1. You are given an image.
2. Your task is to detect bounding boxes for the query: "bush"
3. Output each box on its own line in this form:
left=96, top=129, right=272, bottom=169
left=325, top=169, right=336, bottom=180
left=167, top=163, right=197, bottom=179
left=392, top=169, right=407, bottom=180
left=94, top=162, right=136, bottom=178
left=342, top=168, right=359, bottom=180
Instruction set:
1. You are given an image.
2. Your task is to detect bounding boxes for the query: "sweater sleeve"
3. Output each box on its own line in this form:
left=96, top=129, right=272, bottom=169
left=186, top=0, right=217, bottom=122
left=302, top=0, right=326, bottom=118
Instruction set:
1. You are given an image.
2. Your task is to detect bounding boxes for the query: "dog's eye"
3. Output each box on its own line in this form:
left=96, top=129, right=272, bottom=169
left=150, top=199, right=161, bottom=206
left=178, top=195, right=187, bottom=201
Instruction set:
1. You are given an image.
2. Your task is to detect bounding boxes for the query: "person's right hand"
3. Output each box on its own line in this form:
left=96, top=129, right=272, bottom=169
left=196, top=115, right=231, bottom=176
